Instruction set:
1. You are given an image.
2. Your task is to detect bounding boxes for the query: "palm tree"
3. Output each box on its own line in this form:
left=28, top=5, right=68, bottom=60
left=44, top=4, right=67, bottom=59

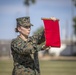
left=24, top=0, right=36, bottom=16
left=72, top=0, right=76, bottom=6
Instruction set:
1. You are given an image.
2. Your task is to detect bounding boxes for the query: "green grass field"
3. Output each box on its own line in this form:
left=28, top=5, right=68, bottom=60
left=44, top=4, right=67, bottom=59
left=0, top=59, right=76, bottom=75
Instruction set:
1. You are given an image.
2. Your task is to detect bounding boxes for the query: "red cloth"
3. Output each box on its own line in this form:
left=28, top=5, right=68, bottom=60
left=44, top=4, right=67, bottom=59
left=42, top=19, right=61, bottom=47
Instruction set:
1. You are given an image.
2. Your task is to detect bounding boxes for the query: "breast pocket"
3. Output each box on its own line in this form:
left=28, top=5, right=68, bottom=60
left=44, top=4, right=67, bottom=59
left=26, top=42, right=34, bottom=50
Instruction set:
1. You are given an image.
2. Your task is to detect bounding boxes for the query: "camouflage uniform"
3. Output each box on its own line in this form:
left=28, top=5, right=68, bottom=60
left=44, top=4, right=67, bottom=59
left=11, top=17, right=45, bottom=75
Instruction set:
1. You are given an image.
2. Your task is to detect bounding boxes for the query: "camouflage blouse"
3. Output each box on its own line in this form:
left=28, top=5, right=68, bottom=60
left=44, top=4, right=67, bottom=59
left=11, top=31, right=45, bottom=75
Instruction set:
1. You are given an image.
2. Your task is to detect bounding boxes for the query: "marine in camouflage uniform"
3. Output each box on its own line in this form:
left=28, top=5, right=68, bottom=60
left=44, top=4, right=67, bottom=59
left=11, top=17, right=45, bottom=75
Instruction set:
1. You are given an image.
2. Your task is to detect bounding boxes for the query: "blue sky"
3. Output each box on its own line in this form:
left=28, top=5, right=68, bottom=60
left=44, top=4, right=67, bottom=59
left=0, top=0, right=76, bottom=40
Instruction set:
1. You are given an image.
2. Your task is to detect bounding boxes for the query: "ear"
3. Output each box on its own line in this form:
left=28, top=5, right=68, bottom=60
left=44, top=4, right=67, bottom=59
left=17, top=26, right=21, bottom=32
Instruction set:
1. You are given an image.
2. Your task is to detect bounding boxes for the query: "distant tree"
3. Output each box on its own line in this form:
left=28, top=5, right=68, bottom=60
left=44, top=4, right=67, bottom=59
left=73, top=17, right=76, bottom=36
left=33, top=26, right=44, bottom=35
left=24, top=0, right=36, bottom=16
left=72, top=0, right=76, bottom=37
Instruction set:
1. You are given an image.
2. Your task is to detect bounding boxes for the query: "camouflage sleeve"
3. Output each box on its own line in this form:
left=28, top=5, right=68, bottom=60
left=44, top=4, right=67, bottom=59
left=11, top=39, right=36, bottom=55
left=33, top=30, right=45, bottom=45
left=37, top=30, right=45, bottom=44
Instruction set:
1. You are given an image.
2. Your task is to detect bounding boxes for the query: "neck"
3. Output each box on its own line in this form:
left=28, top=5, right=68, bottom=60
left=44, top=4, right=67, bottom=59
left=19, top=34, right=28, bottom=41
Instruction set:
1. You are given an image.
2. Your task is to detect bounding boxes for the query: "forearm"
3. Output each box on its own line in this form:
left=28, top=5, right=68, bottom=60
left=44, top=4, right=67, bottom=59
left=37, top=30, right=45, bottom=44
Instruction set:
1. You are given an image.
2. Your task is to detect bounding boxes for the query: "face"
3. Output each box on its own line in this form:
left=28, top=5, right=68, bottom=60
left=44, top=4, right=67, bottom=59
left=18, top=26, right=31, bottom=36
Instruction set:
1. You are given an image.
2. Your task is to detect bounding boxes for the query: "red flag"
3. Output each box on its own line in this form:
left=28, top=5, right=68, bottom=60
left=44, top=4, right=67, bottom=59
left=42, top=18, right=61, bottom=47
